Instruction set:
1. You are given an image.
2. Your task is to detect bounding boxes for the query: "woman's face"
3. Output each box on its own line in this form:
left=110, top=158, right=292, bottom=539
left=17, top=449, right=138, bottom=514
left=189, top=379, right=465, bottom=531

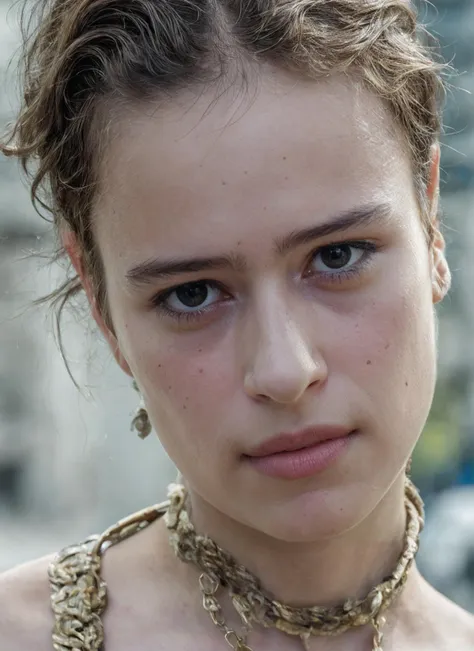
left=91, top=72, right=447, bottom=541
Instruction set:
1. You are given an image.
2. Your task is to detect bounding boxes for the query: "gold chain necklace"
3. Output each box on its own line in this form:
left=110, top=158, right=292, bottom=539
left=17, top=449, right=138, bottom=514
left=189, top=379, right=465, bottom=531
left=198, top=573, right=387, bottom=651
left=165, top=478, right=424, bottom=651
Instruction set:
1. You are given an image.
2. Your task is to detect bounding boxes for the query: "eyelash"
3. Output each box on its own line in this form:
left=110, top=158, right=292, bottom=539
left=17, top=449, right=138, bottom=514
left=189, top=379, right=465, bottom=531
left=151, top=240, right=378, bottom=323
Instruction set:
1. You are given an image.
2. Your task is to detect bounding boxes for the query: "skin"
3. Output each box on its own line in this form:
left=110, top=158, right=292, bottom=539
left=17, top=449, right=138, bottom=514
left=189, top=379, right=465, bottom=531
left=87, top=69, right=451, bottom=601
left=2, top=69, right=473, bottom=651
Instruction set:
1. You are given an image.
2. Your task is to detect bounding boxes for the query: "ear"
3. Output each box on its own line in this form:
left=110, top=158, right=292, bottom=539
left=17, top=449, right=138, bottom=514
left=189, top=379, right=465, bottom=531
left=427, top=145, right=451, bottom=305
left=431, top=228, right=451, bottom=305
left=62, top=229, right=133, bottom=377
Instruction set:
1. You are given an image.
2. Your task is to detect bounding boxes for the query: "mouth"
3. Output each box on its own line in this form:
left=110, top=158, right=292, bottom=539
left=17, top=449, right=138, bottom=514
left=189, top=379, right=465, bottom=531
left=243, top=426, right=357, bottom=480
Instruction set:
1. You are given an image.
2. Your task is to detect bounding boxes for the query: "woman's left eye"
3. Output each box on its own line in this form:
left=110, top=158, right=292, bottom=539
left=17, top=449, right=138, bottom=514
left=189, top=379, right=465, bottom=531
left=309, top=241, right=376, bottom=277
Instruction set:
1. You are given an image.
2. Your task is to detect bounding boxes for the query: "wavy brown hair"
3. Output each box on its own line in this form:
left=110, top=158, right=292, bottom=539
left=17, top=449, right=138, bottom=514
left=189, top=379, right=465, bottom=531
left=1, top=0, right=446, bottom=339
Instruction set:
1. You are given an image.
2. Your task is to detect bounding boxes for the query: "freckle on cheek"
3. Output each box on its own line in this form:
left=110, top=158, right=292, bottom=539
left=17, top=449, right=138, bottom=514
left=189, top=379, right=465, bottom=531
left=405, top=381, right=409, bottom=387
left=385, top=343, right=390, bottom=350
left=198, top=368, right=204, bottom=374
left=366, top=360, right=372, bottom=365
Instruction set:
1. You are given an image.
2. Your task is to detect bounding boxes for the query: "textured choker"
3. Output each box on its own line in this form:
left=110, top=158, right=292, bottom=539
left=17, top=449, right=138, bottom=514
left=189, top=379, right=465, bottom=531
left=164, top=477, right=424, bottom=651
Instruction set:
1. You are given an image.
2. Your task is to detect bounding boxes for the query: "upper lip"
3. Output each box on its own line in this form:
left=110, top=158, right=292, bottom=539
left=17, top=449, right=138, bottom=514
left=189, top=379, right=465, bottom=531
left=245, top=426, right=354, bottom=458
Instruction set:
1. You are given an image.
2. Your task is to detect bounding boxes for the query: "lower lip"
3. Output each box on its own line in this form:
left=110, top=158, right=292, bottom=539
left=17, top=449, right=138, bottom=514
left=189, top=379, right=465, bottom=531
left=245, top=433, right=355, bottom=480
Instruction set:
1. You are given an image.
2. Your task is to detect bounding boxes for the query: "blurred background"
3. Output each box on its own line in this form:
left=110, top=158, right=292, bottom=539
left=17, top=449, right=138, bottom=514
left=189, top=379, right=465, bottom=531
left=0, top=0, right=473, bottom=612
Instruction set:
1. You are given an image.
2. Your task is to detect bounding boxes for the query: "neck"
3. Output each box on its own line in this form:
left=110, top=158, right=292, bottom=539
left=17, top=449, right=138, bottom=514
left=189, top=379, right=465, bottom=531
left=188, top=474, right=408, bottom=608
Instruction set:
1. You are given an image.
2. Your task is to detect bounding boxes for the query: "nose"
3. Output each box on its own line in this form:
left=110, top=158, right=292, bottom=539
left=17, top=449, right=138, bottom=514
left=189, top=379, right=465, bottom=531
left=243, top=305, right=328, bottom=405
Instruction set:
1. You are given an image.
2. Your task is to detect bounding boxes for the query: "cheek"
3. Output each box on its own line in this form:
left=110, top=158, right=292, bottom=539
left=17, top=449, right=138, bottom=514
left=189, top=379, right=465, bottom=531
left=334, top=241, right=436, bottom=371
left=339, top=295, right=430, bottom=374
left=128, top=333, right=237, bottom=465
left=333, top=271, right=437, bottom=435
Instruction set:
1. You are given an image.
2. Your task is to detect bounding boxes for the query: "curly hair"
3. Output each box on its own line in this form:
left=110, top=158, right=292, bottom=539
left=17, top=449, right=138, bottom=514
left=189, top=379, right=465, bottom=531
left=1, top=0, right=446, bottom=337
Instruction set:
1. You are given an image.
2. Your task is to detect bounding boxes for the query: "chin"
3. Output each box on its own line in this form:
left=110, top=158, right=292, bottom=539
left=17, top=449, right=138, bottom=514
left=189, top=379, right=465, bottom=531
left=253, top=482, right=373, bottom=543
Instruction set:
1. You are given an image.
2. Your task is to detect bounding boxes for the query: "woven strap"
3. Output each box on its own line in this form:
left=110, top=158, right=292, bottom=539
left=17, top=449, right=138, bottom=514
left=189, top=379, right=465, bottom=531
left=48, top=502, right=168, bottom=650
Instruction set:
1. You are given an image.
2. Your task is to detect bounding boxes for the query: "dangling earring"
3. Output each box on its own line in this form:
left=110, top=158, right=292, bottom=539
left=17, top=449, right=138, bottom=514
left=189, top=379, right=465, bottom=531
left=131, top=380, right=152, bottom=440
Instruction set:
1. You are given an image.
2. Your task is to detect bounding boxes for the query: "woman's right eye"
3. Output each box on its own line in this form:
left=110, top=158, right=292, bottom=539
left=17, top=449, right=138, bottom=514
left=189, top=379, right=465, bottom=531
left=152, top=281, right=226, bottom=322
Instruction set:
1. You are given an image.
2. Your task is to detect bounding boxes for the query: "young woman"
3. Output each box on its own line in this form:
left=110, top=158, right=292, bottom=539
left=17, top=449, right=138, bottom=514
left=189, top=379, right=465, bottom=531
left=1, top=0, right=473, bottom=649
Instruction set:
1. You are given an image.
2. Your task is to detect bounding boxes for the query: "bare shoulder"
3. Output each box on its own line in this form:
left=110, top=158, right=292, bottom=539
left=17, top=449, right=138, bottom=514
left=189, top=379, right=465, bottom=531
left=0, top=555, right=55, bottom=651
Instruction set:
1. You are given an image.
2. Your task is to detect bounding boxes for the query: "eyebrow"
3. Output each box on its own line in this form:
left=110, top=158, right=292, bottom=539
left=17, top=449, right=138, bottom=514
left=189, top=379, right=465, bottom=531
left=125, top=253, right=246, bottom=287
left=125, top=202, right=392, bottom=287
left=274, top=202, right=392, bottom=255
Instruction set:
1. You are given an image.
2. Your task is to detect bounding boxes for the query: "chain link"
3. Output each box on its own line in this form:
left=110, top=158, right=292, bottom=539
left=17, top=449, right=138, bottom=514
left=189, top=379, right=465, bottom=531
left=198, top=572, right=387, bottom=651
left=199, top=573, right=254, bottom=650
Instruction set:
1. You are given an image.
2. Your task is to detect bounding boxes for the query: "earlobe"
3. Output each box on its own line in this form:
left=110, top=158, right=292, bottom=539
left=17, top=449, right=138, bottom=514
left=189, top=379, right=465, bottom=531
left=431, top=229, right=451, bottom=305
left=432, top=265, right=450, bottom=304
left=61, top=228, right=134, bottom=378
left=105, top=333, right=134, bottom=377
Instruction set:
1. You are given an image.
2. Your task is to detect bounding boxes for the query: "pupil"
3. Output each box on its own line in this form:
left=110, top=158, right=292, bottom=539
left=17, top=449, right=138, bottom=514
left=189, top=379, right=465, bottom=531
left=321, top=245, right=351, bottom=269
left=176, top=283, right=208, bottom=307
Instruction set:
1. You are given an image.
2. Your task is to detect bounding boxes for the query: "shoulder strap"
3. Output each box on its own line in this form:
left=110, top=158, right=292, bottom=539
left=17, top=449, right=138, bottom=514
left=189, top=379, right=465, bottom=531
left=48, top=501, right=169, bottom=650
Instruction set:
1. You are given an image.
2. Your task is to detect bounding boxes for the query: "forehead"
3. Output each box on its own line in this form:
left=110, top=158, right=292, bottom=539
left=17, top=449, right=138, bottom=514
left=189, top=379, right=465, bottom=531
left=95, top=71, right=414, bottom=262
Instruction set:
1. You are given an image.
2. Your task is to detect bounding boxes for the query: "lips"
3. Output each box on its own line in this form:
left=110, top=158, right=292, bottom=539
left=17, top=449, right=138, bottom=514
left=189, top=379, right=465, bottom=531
left=245, top=425, right=354, bottom=458
left=243, top=426, right=356, bottom=480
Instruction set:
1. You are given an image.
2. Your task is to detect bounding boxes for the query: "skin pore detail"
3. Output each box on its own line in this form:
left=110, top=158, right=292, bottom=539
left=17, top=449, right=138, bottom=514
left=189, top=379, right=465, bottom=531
left=73, top=71, right=449, bottom=617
